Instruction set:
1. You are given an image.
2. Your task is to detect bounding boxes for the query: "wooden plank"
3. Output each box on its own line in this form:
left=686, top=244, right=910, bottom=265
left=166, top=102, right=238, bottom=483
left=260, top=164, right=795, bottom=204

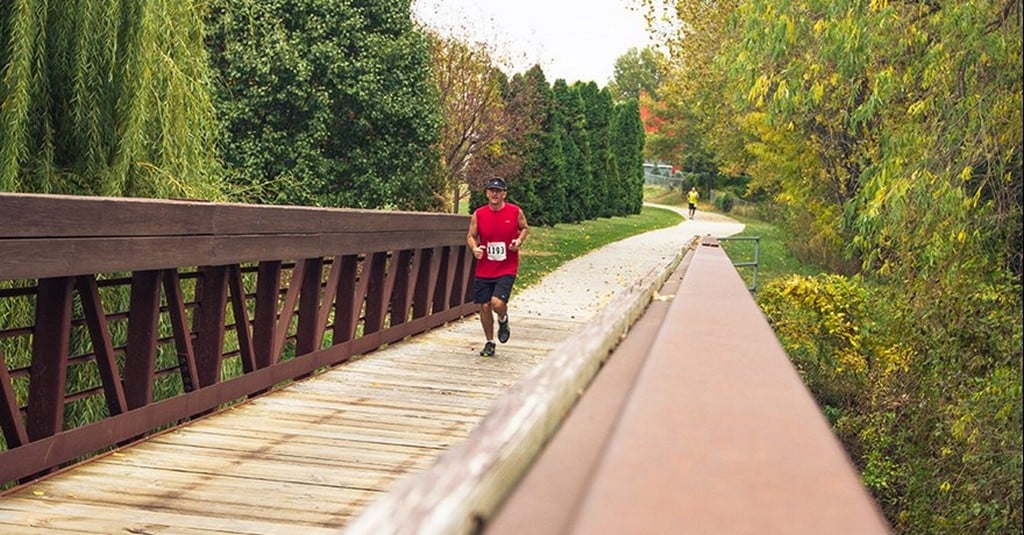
left=236, top=387, right=490, bottom=417
left=227, top=389, right=487, bottom=418
left=98, top=441, right=439, bottom=483
left=7, top=468, right=362, bottom=527
left=565, top=244, right=891, bottom=535
left=486, top=253, right=693, bottom=534
left=0, top=233, right=470, bottom=281
left=192, top=412, right=480, bottom=446
left=0, top=498, right=341, bottom=534
left=147, top=426, right=454, bottom=459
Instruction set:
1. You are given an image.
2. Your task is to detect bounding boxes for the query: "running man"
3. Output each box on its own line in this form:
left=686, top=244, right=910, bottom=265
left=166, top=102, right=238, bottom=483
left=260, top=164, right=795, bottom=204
left=467, top=177, right=529, bottom=357
left=687, top=186, right=700, bottom=220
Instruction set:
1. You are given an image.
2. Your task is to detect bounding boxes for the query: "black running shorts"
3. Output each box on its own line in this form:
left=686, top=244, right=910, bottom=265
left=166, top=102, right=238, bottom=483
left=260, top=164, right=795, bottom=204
left=473, top=274, right=516, bottom=304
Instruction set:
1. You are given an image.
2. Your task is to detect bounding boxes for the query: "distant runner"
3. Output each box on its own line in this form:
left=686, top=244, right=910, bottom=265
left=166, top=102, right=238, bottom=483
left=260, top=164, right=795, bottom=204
left=687, top=186, right=700, bottom=220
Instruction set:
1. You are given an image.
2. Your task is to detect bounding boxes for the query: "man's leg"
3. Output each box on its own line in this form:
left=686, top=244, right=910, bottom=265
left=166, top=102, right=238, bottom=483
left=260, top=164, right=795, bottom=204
left=491, top=297, right=507, bottom=320
left=480, top=301, right=495, bottom=340
left=474, top=278, right=498, bottom=356
left=493, top=297, right=511, bottom=343
left=492, top=276, right=514, bottom=344
left=479, top=302, right=496, bottom=356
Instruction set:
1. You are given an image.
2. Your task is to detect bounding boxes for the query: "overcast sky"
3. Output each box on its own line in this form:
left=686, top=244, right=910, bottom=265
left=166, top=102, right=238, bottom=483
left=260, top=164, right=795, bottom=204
left=412, top=0, right=653, bottom=86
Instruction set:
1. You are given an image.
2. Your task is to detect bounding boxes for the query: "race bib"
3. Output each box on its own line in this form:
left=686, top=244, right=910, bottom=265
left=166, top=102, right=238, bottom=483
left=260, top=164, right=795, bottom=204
left=486, top=241, right=507, bottom=262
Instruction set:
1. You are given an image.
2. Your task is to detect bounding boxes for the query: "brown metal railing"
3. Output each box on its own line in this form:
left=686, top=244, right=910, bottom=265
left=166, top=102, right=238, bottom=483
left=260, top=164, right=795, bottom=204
left=0, top=193, right=476, bottom=485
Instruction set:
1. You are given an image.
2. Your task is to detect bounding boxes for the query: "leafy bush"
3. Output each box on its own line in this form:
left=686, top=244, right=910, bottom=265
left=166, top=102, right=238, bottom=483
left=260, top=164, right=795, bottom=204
left=759, top=273, right=1023, bottom=534
left=713, top=190, right=735, bottom=213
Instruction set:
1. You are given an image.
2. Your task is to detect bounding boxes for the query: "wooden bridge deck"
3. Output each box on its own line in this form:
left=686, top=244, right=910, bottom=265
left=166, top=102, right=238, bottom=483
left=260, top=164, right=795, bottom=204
left=0, top=314, right=568, bottom=534
left=1, top=213, right=732, bottom=534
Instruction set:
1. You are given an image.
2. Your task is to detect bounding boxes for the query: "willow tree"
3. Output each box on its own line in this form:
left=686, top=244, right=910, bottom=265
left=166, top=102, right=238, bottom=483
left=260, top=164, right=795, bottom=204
left=0, top=0, right=224, bottom=198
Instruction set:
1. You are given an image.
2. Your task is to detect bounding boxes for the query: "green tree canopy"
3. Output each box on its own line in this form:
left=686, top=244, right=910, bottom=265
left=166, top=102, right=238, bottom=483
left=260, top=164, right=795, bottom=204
left=608, top=46, right=665, bottom=102
left=207, top=0, right=442, bottom=210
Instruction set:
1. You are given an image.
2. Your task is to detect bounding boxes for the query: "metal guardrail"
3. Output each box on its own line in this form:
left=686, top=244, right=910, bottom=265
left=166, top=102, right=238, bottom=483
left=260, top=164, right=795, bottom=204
left=718, top=235, right=761, bottom=291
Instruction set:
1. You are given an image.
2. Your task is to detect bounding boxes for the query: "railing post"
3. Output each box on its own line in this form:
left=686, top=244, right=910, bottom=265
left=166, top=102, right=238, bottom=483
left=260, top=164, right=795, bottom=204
left=194, top=266, right=229, bottom=388
left=389, top=250, right=415, bottom=326
left=124, top=270, right=162, bottom=409
left=253, top=261, right=282, bottom=369
left=162, top=269, right=201, bottom=392
left=76, top=275, right=129, bottom=413
left=332, top=255, right=362, bottom=343
left=226, top=265, right=257, bottom=374
left=26, top=277, right=73, bottom=441
left=414, top=247, right=441, bottom=318
left=295, top=257, right=325, bottom=355
left=363, top=252, right=390, bottom=334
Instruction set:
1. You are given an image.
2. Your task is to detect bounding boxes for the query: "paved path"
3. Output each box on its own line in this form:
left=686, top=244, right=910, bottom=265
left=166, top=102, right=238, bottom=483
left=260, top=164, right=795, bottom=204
left=514, top=204, right=745, bottom=324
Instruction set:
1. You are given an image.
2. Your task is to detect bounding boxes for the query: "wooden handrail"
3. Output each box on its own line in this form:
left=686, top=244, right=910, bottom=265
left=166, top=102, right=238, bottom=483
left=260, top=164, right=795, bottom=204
left=347, top=238, right=890, bottom=534
left=0, top=193, right=476, bottom=485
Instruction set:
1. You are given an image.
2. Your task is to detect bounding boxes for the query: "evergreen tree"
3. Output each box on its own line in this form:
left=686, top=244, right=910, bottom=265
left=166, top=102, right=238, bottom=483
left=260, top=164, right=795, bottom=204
left=499, top=66, right=564, bottom=226
left=611, top=99, right=645, bottom=215
left=579, top=82, right=616, bottom=217
left=552, top=80, right=592, bottom=222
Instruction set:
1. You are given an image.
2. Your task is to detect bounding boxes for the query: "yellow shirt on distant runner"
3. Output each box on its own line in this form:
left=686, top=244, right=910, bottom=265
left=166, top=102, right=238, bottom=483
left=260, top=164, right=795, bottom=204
left=687, top=189, right=699, bottom=204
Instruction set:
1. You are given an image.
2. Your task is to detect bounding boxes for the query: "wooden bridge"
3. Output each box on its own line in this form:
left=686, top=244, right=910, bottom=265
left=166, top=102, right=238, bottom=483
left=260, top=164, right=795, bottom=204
left=0, top=193, right=889, bottom=534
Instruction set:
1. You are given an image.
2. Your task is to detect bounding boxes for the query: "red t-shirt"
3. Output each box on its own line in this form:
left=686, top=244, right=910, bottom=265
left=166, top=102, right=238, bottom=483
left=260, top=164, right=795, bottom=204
left=474, top=203, right=521, bottom=278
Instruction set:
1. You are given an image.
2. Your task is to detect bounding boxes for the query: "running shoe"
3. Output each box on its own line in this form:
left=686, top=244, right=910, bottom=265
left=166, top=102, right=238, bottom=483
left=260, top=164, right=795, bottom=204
left=480, top=341, right=496, bottom=357
left=497, top=318, right=510, bottom=344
